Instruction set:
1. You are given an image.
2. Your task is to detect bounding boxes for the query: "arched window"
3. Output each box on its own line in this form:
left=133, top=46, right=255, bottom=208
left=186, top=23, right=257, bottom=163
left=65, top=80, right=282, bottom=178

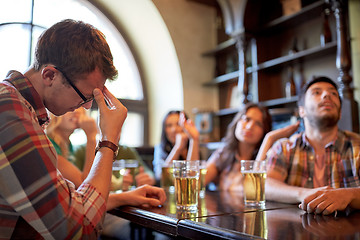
left=0, top=0, right=147, bottom=147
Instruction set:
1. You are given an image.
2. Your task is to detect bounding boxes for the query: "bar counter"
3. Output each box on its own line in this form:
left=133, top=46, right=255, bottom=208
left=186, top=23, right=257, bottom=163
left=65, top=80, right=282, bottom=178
left=109, top=191, right=360, bottom=239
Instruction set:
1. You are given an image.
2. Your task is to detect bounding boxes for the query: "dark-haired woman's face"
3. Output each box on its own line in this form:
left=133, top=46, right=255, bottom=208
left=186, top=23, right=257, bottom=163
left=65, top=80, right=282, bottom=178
left=234, top=107, right=264, bottom=145
left=165, top=113, right=183, bottom=145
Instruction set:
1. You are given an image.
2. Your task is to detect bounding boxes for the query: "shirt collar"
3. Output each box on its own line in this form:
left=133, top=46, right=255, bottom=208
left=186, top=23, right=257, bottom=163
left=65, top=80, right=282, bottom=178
left=300, top=130, right=344, bottom=151
left=5, top=70, right=49, bottom=126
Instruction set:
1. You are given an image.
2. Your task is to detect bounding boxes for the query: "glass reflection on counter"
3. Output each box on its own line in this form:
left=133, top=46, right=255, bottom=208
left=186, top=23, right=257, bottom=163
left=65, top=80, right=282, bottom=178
left=243, top=211, right=268, bottom=239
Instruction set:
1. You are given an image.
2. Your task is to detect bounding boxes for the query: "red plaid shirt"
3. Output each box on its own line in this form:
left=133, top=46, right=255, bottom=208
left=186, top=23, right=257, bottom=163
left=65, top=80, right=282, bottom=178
left=0, top=71, right=106, bottom=239
left=266, top=131, right=360, bottom=188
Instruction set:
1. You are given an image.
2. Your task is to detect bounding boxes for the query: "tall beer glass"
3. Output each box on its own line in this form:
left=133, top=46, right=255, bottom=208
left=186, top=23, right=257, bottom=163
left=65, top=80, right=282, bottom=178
left=173, top=160, right=199, bottom=212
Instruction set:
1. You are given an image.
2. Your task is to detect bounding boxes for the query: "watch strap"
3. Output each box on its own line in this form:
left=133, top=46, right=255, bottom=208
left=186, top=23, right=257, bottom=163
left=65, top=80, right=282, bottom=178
left=95, top=140, right=119, bottom=161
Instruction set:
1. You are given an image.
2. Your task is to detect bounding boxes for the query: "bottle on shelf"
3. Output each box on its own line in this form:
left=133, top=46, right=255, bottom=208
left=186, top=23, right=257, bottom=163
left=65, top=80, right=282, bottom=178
left=320, top=7, right=332, bottom=47
left=288, top=38, right=299, bottom=55
left=285, top=66, right=296, bottom=99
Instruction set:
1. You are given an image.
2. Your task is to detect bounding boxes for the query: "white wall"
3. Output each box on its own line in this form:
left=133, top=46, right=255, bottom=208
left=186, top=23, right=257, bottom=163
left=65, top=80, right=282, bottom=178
left=92, top=0, right=218, bottom=145
left=93, top=0, right=184, bottom=145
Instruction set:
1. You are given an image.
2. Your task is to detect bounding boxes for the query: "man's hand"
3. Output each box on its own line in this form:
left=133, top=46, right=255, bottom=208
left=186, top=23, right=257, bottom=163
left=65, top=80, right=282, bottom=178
left=299, top=187, right=354, bottom=215
left=94, top=87, right=127, bottom=144
left=121, top=185, right=166, bottom=208
left=135, top=167, right=155, bottom=186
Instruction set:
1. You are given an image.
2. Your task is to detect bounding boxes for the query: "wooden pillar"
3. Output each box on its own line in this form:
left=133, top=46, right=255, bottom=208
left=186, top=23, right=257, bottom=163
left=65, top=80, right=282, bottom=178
left=332, top=0, right=359, bottom=132
left=234, top=34, right=249, bottom=104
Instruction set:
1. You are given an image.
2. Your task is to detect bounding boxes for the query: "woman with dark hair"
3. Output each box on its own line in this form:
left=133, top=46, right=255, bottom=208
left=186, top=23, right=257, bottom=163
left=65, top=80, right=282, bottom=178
left=153, top=110, right=200, bottom=180
left=205, top=103, right=273, bottom=191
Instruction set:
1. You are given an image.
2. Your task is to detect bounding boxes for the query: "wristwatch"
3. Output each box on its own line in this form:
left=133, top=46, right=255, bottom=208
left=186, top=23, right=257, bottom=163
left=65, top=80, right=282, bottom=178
left=95, top=140, right=119, bottom=161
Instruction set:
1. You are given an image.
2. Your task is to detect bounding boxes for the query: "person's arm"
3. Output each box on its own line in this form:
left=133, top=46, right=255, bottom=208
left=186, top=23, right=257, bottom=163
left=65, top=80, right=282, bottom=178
left=57, top=155, right=83, bottom=188
left=256, top=122, right=300, bottom=161
left=205, top=162, right=219, bottom=185
left=82, top=87, right=127, bottom=199
left=265, top=176, right=316, bottom=204
left=164, top=133, right=188, bottom=165
left=106, top=185, right=166, bottom=211
left=179, top=112, right=200, bottom=161
left=77, top=111, right=98, bottom=181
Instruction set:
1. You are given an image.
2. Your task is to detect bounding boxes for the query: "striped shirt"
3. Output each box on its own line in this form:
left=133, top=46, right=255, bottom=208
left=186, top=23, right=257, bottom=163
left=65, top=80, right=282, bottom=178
left=266, top=130, right=360, bottom=188
left=0, top=71, right=106, bottom=239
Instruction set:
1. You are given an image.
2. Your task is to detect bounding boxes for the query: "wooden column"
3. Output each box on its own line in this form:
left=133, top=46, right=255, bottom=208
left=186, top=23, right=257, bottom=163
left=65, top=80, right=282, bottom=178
left=217, top=0, right=249, bottom=106
left=332, top=0, right=359, bottom=132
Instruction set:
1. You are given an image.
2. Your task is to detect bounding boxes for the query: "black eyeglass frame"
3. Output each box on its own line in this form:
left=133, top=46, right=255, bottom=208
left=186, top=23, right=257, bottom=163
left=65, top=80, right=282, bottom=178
left=54, top=66, right=94, bottom=106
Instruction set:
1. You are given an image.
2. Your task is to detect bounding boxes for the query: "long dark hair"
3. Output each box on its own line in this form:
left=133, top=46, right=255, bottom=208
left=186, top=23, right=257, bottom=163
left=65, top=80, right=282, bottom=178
left=221, top=102, right=272, bottom=160
left=159, top=110, right=189, bottom=159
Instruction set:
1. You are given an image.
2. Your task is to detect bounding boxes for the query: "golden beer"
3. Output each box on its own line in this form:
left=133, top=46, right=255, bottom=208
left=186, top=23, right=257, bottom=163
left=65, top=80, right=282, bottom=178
left=243, top=211, right=268, bottom=238
left=161, top=167, right=175, bottom=193
left=126, top=166, right=139, bottom=177
left=174, top=176, right=199, bottom=211
left=242, top=171, right=266, bottom=205
left=199, top=168, right=207, bottom=197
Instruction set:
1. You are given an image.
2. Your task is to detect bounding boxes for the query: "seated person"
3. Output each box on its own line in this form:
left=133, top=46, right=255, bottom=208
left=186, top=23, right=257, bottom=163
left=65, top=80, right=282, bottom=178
left=153, top=110, right=200, bottom=181
left=205, top=103, right=272, bottom=191
left=46, top=108, right=158, bottom=239
left=75, top=144, right=155, bottom=191
left=265, top=76, right=360, bottom=215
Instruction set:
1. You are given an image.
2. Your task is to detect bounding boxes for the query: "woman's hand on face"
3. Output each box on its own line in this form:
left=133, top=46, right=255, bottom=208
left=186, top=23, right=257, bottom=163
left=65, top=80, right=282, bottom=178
left=93, top=86, right=127, bottom=144
left=179, top=112, right=199, bottom=140
left=77, top=109, right=98, bottom=139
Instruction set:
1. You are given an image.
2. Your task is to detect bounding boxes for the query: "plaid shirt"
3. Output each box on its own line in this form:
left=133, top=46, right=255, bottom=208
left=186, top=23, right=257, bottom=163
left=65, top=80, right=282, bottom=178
left=0, top=71, right=106, bottom=239
left=266, top=130, right=360, bottom=188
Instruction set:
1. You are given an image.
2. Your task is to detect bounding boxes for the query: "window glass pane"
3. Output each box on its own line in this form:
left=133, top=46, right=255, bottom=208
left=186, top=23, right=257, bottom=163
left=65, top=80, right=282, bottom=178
left=119, top=112, right=144, bottom=147
left=30, top=26, right=46, bottom=64
left=0, top=0, right=32, bottom=23
left=33, top=0, right=143, bottom=100
left=0, top=24, right=30, bottom=79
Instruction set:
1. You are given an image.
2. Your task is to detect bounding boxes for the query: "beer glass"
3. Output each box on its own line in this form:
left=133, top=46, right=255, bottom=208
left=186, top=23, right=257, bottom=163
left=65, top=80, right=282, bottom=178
left=161, top=165, right=175, bottom=193
left=240, top=160, right=267, bottom=206
left=122, top=159, right=139, bottom=191
left=173, top=160, right=200, bottom=212
left=199, top=160, right=207, bottom=198
left=112, top=160, right=126, bottom=193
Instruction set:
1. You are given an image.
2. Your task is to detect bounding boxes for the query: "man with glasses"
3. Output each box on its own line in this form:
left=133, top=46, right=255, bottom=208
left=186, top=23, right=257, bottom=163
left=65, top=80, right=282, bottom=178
left=0, top=19, right=165, bottom=238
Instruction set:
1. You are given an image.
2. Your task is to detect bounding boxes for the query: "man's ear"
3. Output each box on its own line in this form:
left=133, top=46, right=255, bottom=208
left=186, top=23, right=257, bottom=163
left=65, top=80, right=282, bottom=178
left=299, top=106, right=305, bottom=118
left=41, top=67, right=56, bottom=86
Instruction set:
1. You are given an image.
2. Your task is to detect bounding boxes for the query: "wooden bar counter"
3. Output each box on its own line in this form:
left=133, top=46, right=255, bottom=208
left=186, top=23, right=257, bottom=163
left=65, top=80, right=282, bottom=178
left=109, top=191, right=360, bottom=239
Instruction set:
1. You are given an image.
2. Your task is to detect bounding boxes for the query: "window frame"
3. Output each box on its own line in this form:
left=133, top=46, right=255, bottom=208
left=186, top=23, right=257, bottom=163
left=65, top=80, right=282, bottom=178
left=0, top=0, right=149, bottom=146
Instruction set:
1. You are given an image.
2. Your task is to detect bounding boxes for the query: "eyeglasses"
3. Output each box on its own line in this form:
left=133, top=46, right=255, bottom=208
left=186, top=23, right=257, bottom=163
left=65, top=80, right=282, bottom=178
left=54, top=66, right=94, bottom=106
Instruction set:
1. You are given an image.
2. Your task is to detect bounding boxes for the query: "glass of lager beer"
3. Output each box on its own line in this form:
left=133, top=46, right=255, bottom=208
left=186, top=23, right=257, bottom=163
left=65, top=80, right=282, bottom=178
left=111, top=160, right=126, bottom=193
left=122, top=159, right=139, bottom=191
left=240, top=160, right=267, bottom=206
left=173, top=160, right=200, bottom=212
left=199, top=160, right=207, bottom=198
left=161, top=165, right=175, bottom=193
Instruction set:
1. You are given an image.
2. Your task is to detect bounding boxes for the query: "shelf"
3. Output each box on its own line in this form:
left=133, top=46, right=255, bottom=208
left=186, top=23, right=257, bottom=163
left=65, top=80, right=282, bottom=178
left=260, top=96, right=298, bottom=107
left=202, top=38, right=236, bottom=57
left=215, top=96, right=298, bottom=117
left=247, top=41, right=337, bottom=73
left=203, top=70, right=239, bottom=86
left=260, top=1, right=325, bottom=33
